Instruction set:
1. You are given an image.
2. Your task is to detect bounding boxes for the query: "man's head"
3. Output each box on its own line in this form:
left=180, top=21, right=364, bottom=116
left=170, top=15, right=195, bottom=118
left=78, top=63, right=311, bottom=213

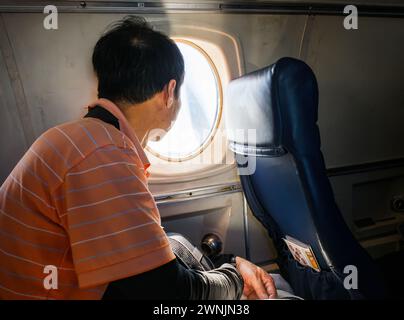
left=92, top=16, right=184, bottom=144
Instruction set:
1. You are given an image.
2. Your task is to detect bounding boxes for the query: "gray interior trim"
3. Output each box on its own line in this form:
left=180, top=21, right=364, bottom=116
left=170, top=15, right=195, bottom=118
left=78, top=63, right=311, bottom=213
left=327, top=158, right=404, bottom=177
left=154, top=182, right=242, bottom=204
left=1, top=1, right=404, bottom=17
left=0, top=14, right=35, bottom=147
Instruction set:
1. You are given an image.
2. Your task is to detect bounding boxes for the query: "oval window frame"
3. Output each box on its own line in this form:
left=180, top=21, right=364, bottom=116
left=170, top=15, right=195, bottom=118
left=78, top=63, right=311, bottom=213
left=145, top=38, right=223, bottom=162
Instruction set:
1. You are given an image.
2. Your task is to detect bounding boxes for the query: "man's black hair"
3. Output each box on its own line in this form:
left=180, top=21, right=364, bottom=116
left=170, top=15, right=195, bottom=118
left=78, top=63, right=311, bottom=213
left=92, top=16, right=184, bottom=105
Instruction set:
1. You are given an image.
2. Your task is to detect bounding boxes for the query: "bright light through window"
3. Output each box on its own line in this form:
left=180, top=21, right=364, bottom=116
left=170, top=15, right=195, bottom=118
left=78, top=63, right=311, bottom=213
left=147, top=40, right=220, bottom=160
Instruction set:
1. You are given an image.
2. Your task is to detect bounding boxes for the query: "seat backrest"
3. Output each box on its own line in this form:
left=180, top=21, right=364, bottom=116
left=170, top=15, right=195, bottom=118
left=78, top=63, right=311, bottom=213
left=225, top=57, right=385, bottom=299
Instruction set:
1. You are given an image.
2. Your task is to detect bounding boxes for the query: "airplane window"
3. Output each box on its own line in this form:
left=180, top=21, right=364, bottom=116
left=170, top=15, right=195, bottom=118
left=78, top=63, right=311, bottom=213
left=147, top=40, right=221, bottom=161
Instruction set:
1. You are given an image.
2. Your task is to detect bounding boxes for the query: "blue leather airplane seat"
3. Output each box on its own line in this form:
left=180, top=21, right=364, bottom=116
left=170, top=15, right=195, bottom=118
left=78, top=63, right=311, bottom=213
left=225, top=57, right=386, bottom=299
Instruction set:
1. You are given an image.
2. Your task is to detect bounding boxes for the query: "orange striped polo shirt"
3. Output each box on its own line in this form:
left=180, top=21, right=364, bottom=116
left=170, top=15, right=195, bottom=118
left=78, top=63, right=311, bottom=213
left=0, top=102, right=175, bottom=300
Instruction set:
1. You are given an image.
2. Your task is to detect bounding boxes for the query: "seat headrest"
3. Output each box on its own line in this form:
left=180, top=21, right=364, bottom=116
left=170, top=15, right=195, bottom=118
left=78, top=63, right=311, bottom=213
left=225, top=57, right=319, bottom=157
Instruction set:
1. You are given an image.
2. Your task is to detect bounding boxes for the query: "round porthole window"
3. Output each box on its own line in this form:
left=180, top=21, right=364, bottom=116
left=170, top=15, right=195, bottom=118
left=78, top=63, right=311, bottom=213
left=147, top=39, right=222, bottom=161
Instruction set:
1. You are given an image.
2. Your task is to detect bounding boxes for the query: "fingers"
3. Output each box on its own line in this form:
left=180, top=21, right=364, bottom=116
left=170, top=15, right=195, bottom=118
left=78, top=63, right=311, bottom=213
left=235, top=256, right=278, bottom=300
left=242, top=283, right=253, bottom=297
left=244, top=271, right=277, bottom=300
left=250, top=269, right=270, bottom=299
left=260, top=270, right=277, bottom=299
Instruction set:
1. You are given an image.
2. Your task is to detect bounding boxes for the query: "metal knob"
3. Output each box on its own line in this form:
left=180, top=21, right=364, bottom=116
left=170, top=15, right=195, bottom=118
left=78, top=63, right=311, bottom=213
left=391, top=196, right=404, bottom=212
left=201, top=233, right=223, bottom=257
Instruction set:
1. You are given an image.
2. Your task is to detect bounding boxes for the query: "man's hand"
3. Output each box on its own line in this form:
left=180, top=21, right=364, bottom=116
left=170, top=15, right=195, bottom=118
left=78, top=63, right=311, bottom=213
left=235, top=256, right=277, bottom=300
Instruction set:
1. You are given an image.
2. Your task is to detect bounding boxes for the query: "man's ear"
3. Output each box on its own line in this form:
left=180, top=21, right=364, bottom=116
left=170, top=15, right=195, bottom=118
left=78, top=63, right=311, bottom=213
left=166, top=79, right=177, bottom=109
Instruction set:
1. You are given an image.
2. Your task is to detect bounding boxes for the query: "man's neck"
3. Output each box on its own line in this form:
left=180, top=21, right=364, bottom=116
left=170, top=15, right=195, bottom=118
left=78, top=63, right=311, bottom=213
left=119, top=101, right=156, bottom=148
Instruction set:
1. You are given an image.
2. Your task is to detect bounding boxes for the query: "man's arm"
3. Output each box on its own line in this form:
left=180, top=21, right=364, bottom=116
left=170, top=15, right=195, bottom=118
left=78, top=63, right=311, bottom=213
left=102, top=258, right=243, bottom=300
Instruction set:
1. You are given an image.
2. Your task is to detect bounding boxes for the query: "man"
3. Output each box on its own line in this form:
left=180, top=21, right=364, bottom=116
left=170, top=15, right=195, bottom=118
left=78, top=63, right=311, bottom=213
left=0, top=16, right=277, bottom=300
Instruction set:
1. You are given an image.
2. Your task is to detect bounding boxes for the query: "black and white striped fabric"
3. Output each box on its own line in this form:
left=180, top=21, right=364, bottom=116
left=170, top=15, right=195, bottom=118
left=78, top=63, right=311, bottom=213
left=167, top=233, right=215, bottom=272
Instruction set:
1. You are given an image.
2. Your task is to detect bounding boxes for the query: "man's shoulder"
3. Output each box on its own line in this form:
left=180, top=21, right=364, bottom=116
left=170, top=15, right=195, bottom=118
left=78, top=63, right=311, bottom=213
left=43, top=118, right=129, bottom=151
left=32, top=118, right=137, bottom=171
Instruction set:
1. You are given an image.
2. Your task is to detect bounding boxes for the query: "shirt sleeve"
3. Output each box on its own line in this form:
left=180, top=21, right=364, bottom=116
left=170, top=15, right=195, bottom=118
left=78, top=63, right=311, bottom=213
left=58, top=145, right=175, bottom=288
left=103, top=258, right=244, bottom=300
